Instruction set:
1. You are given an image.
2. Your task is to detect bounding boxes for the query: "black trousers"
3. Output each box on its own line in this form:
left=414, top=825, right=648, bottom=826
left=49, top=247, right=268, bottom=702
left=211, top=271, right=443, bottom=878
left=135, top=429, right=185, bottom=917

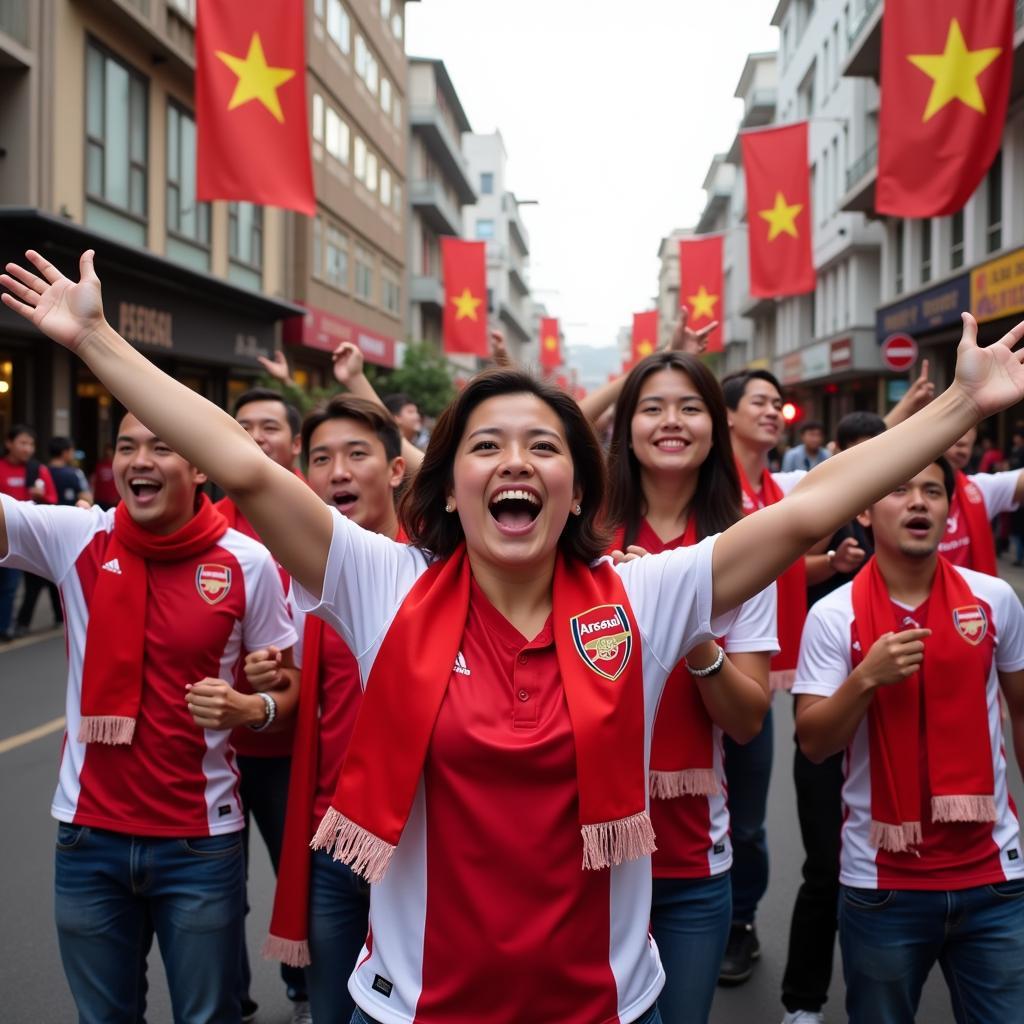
left=16, top=572, right=62, bottom=628
left=781, top=741, right=845, bottom=1013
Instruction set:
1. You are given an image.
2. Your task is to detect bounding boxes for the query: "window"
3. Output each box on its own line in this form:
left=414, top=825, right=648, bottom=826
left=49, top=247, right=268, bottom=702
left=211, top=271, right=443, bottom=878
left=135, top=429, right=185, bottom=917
left=391, top=10, right=403, bottom=39
left=354, top=135, right=367, bottom=182
left=312, top=216, right=323, bottom=278
left=229, top=202, right=263, bottom=269
left=85, top=41, right=148, bottom=241
left=380, top=166, right=392, bottom=207
left=365, top=52, right=379, bottom=95
left=392, top=181, right=402, bottom=214
left=355, top=34, right=367, bottom=78
left=312, top=93, right=324, bottom=142
left=986, top=151, right=1002, bottom=254
left=355, top=245, right=374, bottom=301
left=326, top=225, right=349, bottom=289
left=165, top=102, right=210, bottom=253
left=380, top=0, right=391, bottom=17
left=325, top=107, right=349, bottom=163
left=920, top=219, right=932, bottom=284
left=480, top=172, right=494, bottom=195
left=327, top=0, right=351, bottom=53
left=382, top=266, right=401, bottom=315
left=392, top=96, right=402, bottom=130
left=951, top=210, right=965, bottom=269
left=475, top=219, right=494, bottom=240
left=894, top=219, right=905, bottom=294
left=170, top=0, right=195, bottom=19
left=381, top=77, right=392, bottom=115
left=366, top=152, right=378, bottom=193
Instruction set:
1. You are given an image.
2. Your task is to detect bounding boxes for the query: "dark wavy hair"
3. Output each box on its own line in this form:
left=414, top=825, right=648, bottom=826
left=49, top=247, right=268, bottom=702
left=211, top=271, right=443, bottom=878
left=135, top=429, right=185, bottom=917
left=400, top=368, right=611, bottom=561
left=606, top=352, right=742, bottom=546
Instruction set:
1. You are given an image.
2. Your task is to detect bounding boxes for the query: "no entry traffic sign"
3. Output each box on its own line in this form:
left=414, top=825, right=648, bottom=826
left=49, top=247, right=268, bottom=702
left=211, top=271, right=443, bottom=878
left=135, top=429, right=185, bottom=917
left=881, top=332, right=918, bottom=372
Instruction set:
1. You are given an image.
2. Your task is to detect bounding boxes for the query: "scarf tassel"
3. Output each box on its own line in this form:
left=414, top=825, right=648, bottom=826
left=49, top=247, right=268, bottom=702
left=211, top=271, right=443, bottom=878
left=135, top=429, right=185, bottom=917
left=262, top=934, right=311, bottom=968
left=869, top=819, right=923, bottom=853
left=78, top=715, right=136, bottom=746
left=310, top=807, right=396, bottom=884
left=649, top=769, right=720, bottom=799
left=931, top=795, right=997, bottom=823
left=580, top=810, right=657, bottom=870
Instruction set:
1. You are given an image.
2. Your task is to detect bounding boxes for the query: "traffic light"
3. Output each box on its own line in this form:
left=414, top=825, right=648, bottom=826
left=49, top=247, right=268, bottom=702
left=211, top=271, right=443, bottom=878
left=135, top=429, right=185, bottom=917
left=782, top=401, right=803, bottom=424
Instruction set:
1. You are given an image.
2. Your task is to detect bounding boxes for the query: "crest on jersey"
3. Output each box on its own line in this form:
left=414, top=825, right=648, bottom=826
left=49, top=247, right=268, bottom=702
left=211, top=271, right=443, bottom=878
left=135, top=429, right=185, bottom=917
left=953, top=605, right=988, bottom=646
left=196, top=564, right=232, bottom=605
left=570, top=604, right=633, bottom=682
left=964, top=482, right=985, bottom=505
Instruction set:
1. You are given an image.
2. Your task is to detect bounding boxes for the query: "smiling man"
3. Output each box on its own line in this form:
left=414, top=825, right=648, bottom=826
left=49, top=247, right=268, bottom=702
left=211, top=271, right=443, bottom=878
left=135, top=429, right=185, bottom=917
left=794, top=459, right=1024, bottom=1022
left=0, top=412, right=297, bottom=1024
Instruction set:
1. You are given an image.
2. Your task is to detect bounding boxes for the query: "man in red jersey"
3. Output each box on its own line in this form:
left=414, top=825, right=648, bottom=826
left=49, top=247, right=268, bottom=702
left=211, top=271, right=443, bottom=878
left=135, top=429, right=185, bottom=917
left=0, top=411, right=297, bottom=1024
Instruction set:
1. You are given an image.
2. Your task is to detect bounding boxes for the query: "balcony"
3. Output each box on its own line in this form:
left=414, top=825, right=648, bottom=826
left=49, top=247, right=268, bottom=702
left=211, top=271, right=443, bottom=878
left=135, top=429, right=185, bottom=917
left=508, top=262, right=529, bottom=296
left=409, top=104, right=476, bottom=204
left=498, top=299, right=530, bottom=343
left=506, top=200, right=530, bottom=256
left=841, top=142, right=878, bottom=213
left=741, top=87, right=777, bottom=129
left=697, top=184, right=732, bottom=234
left=842, top=0, right=882, bottom=79
left=410, top=273, right=444, bottom=310
left=0, top=1, right=28, bottom=46
left=409, top=179, right=463, bottom=237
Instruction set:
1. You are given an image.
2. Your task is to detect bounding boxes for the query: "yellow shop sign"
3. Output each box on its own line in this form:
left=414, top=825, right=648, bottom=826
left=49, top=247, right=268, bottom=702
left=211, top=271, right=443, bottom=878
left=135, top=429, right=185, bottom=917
left=971, top=248, right=1024, bottom=324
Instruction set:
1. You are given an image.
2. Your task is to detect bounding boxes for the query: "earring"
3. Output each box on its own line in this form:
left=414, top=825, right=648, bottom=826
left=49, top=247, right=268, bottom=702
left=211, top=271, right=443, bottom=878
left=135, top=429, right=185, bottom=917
left=573, top=503, right=582, bottom=516
left=444, top=502, right=455, bottom=513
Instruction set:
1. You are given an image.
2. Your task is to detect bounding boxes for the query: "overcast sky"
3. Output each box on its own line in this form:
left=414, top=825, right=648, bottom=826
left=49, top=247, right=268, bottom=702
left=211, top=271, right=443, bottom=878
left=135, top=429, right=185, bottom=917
left=406, top=0, right=780, bottom=350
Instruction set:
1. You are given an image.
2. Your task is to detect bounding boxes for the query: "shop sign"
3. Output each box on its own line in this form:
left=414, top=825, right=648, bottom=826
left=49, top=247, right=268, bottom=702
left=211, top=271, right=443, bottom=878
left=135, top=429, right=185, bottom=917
left=118, top=302, right=173, bottom=350
left=830, top=337, right=853, bottom=371
left=283, top=303, right=397, bottom=369
left=780, top=352, right=802, bottom=385
left=801, top=342, right=830, bottom=381
left=887, top=380, right=910, bottom=403
left=971, top=247, right=1024, bottom=324
left=875, top=275, right=970, bottom=343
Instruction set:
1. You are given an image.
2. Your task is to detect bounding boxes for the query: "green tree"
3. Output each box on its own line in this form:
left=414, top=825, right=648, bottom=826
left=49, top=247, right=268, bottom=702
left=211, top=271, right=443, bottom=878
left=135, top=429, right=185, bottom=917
left=368, top=341, right=456, bottom=417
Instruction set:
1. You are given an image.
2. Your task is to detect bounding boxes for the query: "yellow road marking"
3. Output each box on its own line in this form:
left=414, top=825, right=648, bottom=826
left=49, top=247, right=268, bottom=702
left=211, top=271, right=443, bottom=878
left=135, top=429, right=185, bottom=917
left=0, top=716, right=65, bottom=755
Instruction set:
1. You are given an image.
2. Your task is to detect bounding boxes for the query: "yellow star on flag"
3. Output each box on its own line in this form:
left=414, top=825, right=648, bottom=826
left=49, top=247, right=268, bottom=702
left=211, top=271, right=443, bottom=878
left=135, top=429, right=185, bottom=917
left=637, top=339, right=654, bottom=357
left=452, top=288, right=483, bottom=321
left=759, top=191, right=803, bottom=242
left=687, top=285, right=719, bottom=321
left=907, top=18, right=1003, bottom=123
left=544, top=335, right=558, bottom=351
left=216, top=32, right=296, bottom=124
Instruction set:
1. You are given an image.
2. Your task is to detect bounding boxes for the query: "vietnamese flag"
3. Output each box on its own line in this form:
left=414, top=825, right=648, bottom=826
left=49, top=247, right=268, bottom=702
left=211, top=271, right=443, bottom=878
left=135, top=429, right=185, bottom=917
left=442, top=238, right=488, bottom=356
left=196, top=0, right=315, bottom=215
left=540, top=317, right=562, bottom=370
left=877, top=1, right=1014, bottom=217
left=741, top=123, right=815, bottom=298
left=679, top=235, right=724, bottom=354
left=631, top=311, right=659, bottom=367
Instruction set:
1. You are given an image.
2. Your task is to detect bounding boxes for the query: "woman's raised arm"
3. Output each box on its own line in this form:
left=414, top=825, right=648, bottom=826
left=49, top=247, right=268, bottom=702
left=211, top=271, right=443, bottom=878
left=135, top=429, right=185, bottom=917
left=1, top=250, right=333, bottom=597
left=710, top=313, right=1024, bottom=619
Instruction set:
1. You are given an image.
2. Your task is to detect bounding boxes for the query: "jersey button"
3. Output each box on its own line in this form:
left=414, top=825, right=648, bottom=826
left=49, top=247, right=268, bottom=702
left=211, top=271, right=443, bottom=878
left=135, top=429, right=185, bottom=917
left=518, top=654, right=528, bottom=665
left=518, top=689, right=530, bottom=702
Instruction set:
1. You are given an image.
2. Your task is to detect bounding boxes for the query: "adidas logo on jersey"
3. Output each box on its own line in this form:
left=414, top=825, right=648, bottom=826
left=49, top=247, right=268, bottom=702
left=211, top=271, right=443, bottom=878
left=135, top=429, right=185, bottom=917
left=101, top=558, right=122, bottom=575
left=453, top=651, right=471, bottom=676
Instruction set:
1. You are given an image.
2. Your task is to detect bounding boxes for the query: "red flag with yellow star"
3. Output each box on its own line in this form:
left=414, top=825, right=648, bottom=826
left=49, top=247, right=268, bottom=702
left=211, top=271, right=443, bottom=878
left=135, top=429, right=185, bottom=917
left=196, top=0, right=315, bottom=215
left=877, top=1, right=1014, bottom=217
left=679, top=235, right=724, bottom=354
left=630, top=311, right=659, bottom=367
left=539, top=317, right=562, bottom=370
left=442, top=238, right=488, bottom=356
left=741, top=123, right=815, bottom=298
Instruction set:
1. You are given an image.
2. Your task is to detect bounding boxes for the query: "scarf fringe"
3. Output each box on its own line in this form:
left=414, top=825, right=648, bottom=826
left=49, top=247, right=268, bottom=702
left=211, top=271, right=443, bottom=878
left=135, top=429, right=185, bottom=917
left=310, top=807, right=395, bottom=883
left=770, top=668, right=796, bottom=691
left=869, top=819, right=923, bottom=852
left=649, top=769, right=720, bottom=799
left=77, top=715, right=135, bottom=746
left=262, top=934, right=311, bottom=968
left=581, top=810, right=656, bottom=870
left=931, top=794, right=997, bottom=823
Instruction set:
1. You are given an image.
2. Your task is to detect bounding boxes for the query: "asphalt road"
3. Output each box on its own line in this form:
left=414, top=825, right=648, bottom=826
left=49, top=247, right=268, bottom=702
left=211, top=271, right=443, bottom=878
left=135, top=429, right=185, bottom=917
left=4, top=566, right=1024, bottom=1024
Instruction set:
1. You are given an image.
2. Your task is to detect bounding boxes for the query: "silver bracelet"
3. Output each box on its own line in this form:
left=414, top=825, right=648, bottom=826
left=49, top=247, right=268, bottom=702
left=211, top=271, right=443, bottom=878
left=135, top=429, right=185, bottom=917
left=686, top=645, right=725, bottom=678
left=248, top=691, right=277, bottom=732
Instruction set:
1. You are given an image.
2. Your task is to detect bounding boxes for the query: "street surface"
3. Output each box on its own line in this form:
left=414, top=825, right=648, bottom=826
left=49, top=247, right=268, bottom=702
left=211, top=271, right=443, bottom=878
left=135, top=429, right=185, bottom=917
left=4, top=566, right=1024, bottom=1023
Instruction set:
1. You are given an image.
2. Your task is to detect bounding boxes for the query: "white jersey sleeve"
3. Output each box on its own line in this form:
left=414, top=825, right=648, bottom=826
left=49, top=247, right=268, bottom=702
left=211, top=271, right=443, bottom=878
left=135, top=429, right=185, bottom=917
left=953, top=568, right=1024, bottom=673
left=723, top=582, right=780, bottom=655
left=790, top=585, right=854, bottom=698
left=614, top=534, right=739, bottom=673
left=969, top=470, right=1021, bottom=517
left=0, top=494, right=112, bottom=583
left=239, top=544, right=299, bottom=654
left=771, top=470, right=807, bottom=496
left=291, top=507, right=431, bottom=659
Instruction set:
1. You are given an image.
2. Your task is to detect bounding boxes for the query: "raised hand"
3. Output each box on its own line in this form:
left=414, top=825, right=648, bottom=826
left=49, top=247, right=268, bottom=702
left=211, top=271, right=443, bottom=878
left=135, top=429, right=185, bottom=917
left=954, top=313, right=1024, bottom=420
left=257, top=350, right=293, bottom=384
left=906, top=358, right=935, bottom=411
left=490, top=329, right=512, bottom=368
left=332, top=341, right=365, bottom=386
left=0, top=250, right=105, bottom=352
left=667, top=307, right=719, bottom=356
left=830, top=536, right=866, bottom=574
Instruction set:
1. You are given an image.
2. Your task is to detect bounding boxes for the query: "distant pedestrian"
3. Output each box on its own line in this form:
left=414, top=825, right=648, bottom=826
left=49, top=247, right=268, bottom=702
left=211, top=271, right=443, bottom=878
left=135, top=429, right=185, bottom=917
left=89, top=443, right=120, bottom=509
left=382, top=392, right=426, bottom=448
left=782, top=421, right=830, bottom=472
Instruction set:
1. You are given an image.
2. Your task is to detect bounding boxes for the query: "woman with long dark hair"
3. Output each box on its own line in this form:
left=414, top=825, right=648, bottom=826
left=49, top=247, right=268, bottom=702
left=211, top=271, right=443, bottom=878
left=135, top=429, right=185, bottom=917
left=4, top=249, right=1024, bottom=1024
left=605, top=351, right=774, bottom=1023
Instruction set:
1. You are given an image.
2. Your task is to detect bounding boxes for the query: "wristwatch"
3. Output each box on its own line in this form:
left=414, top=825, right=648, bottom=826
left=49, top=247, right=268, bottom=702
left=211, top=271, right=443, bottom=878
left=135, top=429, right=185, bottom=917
left=249, top=691, right=278, bottom=732
left=826, top=549, right=837, bottom=570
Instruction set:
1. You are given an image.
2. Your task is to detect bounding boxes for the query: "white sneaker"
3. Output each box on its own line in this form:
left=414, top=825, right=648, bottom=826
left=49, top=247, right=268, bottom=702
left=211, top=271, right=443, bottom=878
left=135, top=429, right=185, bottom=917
left=781, top=1012, right=825, bottom=1024
left=291, top=1002, right=313, bottom=1024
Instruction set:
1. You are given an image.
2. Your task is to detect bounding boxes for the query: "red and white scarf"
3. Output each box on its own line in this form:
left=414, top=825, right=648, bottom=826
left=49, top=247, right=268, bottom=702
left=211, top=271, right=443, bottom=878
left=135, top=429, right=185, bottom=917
left=953, top=471, right=998, bottom=576
left=851, top=556, right=996, bottom=853
left=311, top=545, right=654, bottom=882
left=737, top=463, right=806, bottom=688
left=78, top=496, right=228, bottom=744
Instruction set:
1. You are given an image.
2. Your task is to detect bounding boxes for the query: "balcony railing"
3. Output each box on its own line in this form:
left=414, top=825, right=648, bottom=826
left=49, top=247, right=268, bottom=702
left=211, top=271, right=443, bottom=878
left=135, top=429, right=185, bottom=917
left=0, top=0, right=29, bottom=45
left=847, top=0, right=881, bottom=47
left=846, top=142, right=878, bottom=192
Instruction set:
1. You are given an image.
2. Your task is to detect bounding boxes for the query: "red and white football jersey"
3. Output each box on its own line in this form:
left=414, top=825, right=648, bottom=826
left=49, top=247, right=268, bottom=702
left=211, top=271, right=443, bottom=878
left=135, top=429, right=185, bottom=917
left=792, top=566, right=1024, bottom=890
left=940, top=470, right=1020, bottom=566
left=0, top=496, right=297, bottom=837
left=294, top=509, right=738, bottom=1024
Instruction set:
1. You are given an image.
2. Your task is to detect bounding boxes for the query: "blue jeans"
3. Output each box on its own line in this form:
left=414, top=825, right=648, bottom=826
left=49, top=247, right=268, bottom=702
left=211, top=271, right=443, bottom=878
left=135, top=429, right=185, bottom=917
left=54, top=823, right=246, bottom=1024
left=839, top=880, right=1024, bottom=1023
left=723, top=704, right=772, bottom=923
left=651, top=872, right=731, bottom=1024
left=351, top=1004, right=664, bottom=1024
left=308, top=849, right=371, bottom=1024
left=0, top=565, right=22, bottom=635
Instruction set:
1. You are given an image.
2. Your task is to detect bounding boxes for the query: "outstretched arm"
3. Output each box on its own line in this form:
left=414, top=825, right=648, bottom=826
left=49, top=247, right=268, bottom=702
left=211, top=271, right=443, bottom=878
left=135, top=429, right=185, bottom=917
left=710, top=314, right=1024, bottom=618
left=1, top=250, right=333, bottom=597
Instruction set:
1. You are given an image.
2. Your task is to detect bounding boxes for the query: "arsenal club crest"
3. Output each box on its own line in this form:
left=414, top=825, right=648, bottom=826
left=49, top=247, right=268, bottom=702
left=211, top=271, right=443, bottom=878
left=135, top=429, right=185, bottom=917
left=196, top=564, right=233, bottom=606
left=570, top=604, right=633, bottom=682
left=964, top=482, right=985, bottom=506
left=953, top=605, right=988, bottom=646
